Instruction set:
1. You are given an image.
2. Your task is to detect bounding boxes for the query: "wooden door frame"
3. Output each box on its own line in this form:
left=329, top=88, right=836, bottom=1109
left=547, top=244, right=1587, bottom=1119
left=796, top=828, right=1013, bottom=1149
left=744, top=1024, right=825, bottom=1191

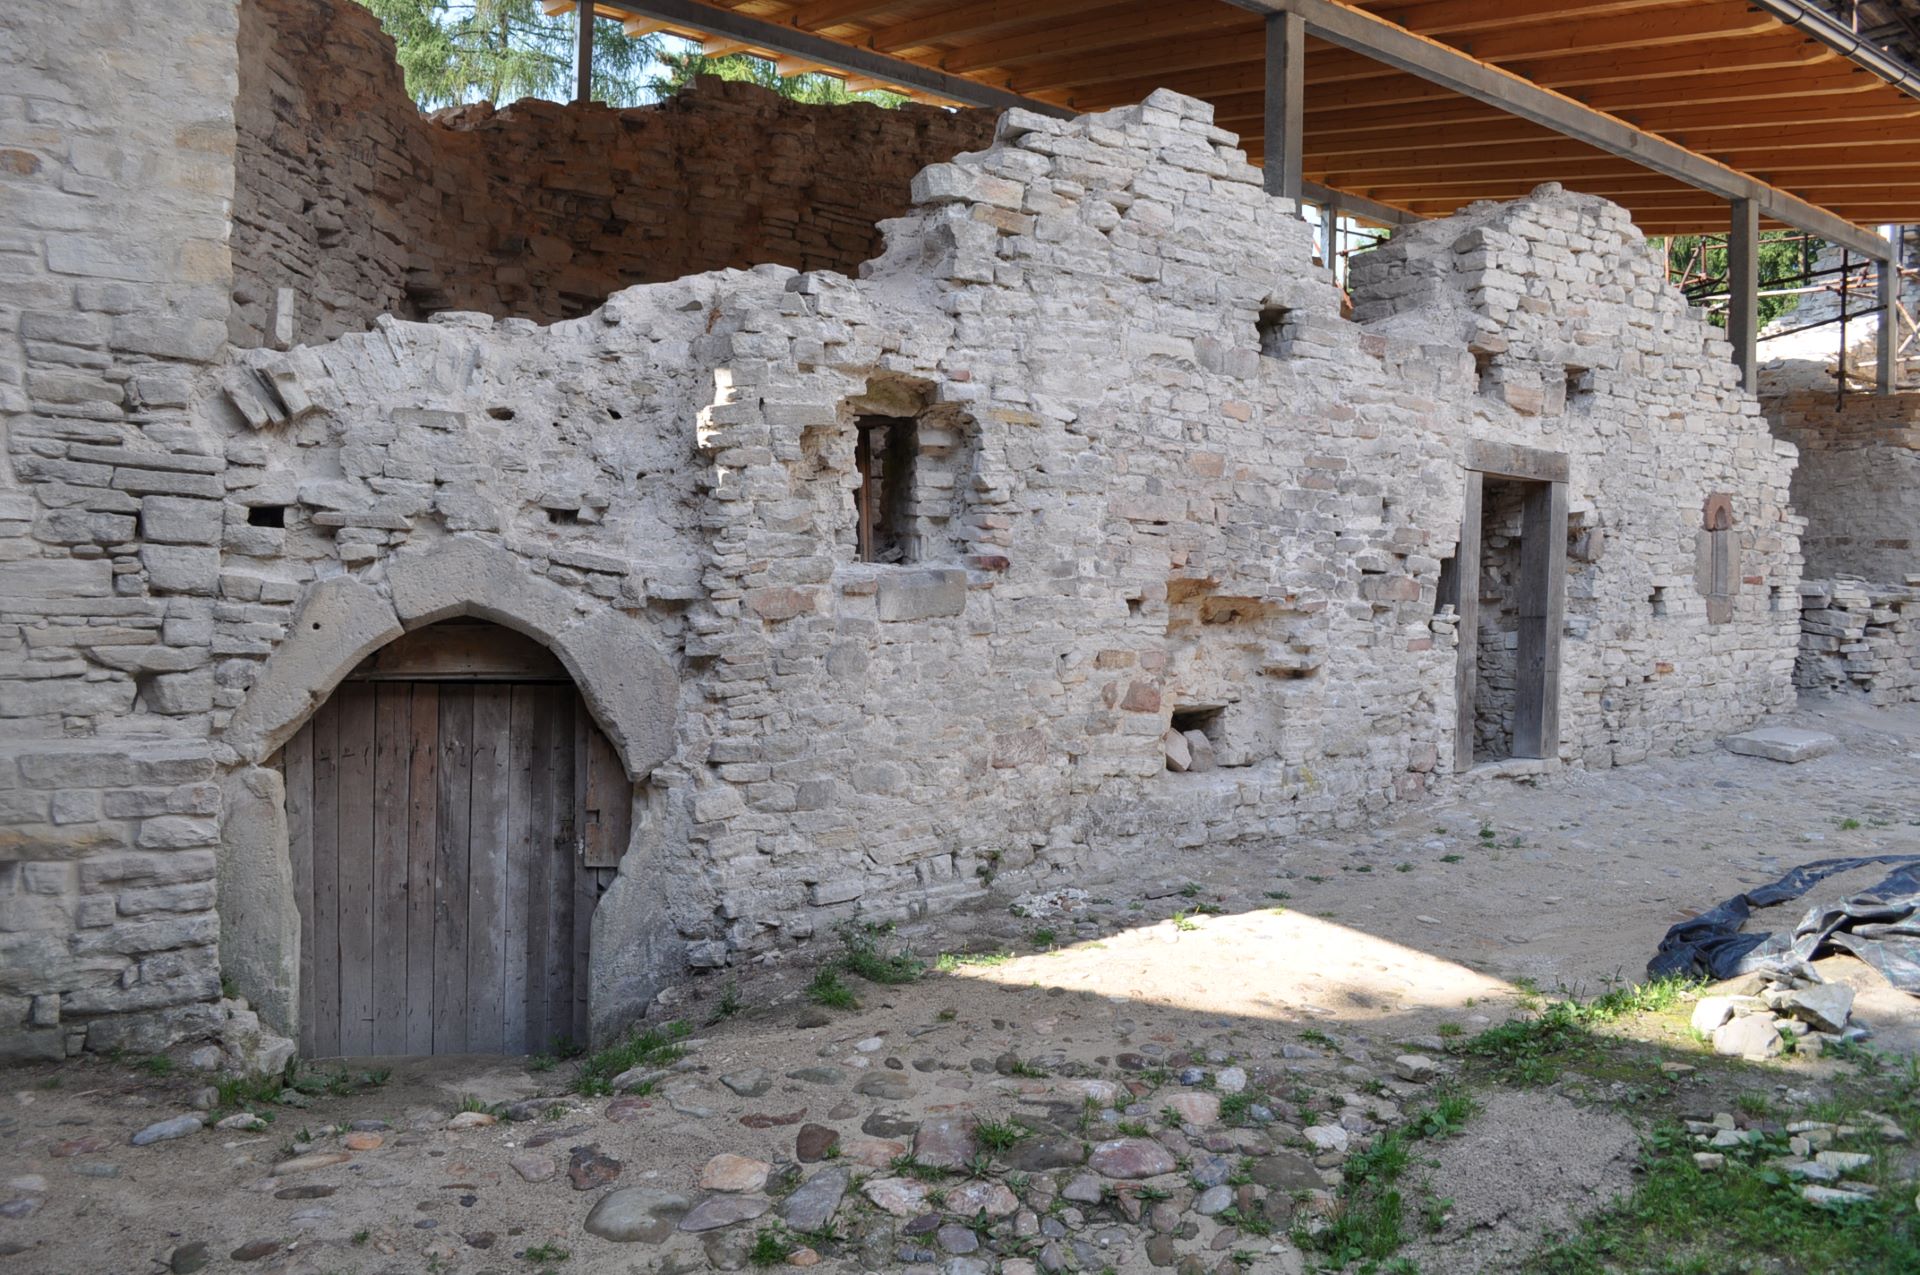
left=1453, top=442, right=1569, bottom=771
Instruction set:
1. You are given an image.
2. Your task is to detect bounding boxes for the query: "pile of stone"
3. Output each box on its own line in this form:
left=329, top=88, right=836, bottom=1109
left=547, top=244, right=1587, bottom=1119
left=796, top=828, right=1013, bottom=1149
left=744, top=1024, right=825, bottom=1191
left=1687, top=1108, right=1905, bottom=1209
left=1162, top=728, right=1217, bottom=773
left=1794, top=577, right=1920, bottom=705
left=1690, top=973, right=1863, bottom=1061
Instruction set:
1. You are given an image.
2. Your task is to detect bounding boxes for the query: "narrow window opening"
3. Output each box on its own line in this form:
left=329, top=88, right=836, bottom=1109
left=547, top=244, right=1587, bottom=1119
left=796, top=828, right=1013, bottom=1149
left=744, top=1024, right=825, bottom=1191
left=1649, top=585, right=1668, bottom=617
left=1564, top=366, right=1593, bottom=410
left=248, top=505, right=287, bottom=528
left=1474, top=350, right=1497, bottom=395
left=1257, top=306, right=1294, bottom=358
left=1702, top=493, right=1736, bottom=625
left=1126, top=596, right=1145, bottom=619
left=1769, top=584, right=1786, bottom=612
left=854, top=415, right=916, bottom=563
left=486, top=406, right=516, bottom=421
left=1434, top=549, right=1459, bottom=616
left=546, top=507, right=580, bottom=526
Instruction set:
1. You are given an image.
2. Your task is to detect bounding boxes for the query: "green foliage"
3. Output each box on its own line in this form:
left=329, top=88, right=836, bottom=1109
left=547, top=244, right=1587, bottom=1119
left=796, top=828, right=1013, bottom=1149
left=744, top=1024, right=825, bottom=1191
left=139, top=1054, right=175, bottom=1077
left=746, top=1228, right=791, bottom=1267
left=1219, top=1091, right=1259, bottom=1126
left=1528, top=1123, right=1919, bottom=1273
left=1302, top=1091, right=1478, bottom=1270
left=1666, top=230, right=1820, bottom=331
left=935, top=950, right=1014, bottom=971
left=806, top=967, right=858, bottom=1010
left=572, top=1021, right=689, bottom=1096
left=651, top=51, right=906, bottom=109
left=521, top=1240, right=571, bottom=1263
left=356, top=1, right=661, bottom=107
left=888, top=1153, right=952, bottom=1182
left=837, top=922, right=924, bottom=985
left=974, top=1117, right=1029, bottom=1153
left=709, top=979, right=743, bottom=1023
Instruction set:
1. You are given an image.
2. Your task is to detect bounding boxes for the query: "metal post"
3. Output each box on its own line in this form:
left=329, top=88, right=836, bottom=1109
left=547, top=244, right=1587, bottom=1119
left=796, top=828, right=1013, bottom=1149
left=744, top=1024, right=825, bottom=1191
left=1263, top=11, right=1305, bottom=205
left=574, top=1, right=594, bottom=104
left=1879, top=224, right=1901, bottom=394
left=1728, top=197, right=1759, bottom=395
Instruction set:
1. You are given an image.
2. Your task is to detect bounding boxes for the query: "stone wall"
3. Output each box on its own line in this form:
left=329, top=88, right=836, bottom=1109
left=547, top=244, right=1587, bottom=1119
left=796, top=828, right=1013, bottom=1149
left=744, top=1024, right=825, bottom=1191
left=0, top=0, right=240, bottom=1058
left=1796, top=577, right=1920, bottom=705
left=1762, top=384, right=1920, bottom=581
left=1, top=0, right=1809, bottom=1054
left=229, top=0, right=995, bottom=347
left=163, top=94, right=1798, bottom=1050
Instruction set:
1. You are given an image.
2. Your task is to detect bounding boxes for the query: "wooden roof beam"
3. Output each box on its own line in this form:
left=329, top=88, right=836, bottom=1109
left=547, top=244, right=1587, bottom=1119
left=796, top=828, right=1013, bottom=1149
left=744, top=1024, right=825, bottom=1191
left=1227, top=0, right=1889, bottom=256
left=586, top=0, right=1070, bottom=114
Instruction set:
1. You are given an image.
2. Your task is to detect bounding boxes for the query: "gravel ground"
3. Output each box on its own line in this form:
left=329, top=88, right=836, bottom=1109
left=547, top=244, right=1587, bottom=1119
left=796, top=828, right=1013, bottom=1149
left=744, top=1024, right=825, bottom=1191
left=1, top=693, right=1915, bottom=1275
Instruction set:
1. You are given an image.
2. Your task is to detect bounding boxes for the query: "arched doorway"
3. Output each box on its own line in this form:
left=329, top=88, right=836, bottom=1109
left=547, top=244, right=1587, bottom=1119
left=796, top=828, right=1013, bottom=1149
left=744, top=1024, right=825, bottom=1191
left=280, top=619, right=630, bottom=1057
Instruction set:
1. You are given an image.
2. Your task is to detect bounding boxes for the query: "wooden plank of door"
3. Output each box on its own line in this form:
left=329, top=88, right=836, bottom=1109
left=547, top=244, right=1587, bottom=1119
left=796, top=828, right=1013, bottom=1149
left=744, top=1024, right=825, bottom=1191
left=434, top=686, right=474, bottom=1053
left=503, top=685, right=538, bottom=1054
left=284, top=723, right=315, bottom=1058
left=524, top=685, right=559, bottom=1052
left=549, top=695, right=579, bottom=1048
left=572, top=699, right=596, bottom=1045
left=466, top=684, right=513, bottom=1053
left=405, top=683, right=440, bottom=1056
left=578, top=712, right=630, bottom=1046
left=310, top=697, right=341, bottom=1056
left=370, top=684, right=412, bottom=1055
left=335, top=684, right=378, bottom=1057
left=1513, top=480, right=1568, bottom=759
left=1453, top=469, right=1484, bottom=773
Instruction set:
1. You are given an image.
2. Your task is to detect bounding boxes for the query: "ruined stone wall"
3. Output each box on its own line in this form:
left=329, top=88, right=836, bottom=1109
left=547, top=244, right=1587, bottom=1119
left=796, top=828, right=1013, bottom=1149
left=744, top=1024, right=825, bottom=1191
left=1796, top=577, right=1920, bottom=704
left=1, top=35, right=1805, bottom=1052
left=229, top=0, right=995, bottom=347
left=167, top=95, right=1799, bottom=1048
left=1762, top=384, right=1920, bottom=581
left=0, top=0, right=240, bottom=1058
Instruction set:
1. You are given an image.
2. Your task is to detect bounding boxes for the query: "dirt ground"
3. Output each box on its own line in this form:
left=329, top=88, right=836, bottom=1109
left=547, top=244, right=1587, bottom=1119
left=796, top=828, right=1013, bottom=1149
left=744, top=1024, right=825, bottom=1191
left=1, top=694, right=1916, bottom=1275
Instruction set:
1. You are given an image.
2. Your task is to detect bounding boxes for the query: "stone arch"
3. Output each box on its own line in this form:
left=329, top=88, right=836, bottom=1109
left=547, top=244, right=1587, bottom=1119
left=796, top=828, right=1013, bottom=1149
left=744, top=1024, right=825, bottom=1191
left=218, top=537, right=679, bottom=1047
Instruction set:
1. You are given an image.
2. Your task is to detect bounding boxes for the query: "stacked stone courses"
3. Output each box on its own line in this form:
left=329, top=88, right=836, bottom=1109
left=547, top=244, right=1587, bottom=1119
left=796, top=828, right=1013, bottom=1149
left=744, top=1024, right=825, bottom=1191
left=1, top=0, right=1807, bottom=1056
left=229, top=0, right=996, bottom=347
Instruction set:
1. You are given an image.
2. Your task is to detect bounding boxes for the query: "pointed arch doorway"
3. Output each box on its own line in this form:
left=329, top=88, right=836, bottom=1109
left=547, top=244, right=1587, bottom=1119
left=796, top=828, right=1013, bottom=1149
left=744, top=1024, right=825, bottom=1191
left=280, top=619, right=631, bottom=1058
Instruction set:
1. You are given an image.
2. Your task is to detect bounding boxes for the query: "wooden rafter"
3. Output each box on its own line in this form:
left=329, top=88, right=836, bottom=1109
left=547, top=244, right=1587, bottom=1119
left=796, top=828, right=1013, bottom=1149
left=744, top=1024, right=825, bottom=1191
left=554, top=0, right=1920, bottom=236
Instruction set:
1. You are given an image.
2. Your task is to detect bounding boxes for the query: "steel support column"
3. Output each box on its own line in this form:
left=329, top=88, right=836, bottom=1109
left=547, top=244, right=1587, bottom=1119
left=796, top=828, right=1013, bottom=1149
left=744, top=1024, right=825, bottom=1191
left=575, top=1, right=595, bottom=104
left=1879, top=225, right=1902, bottom=394
left=1263, top=11, right=1305, bottom=204
left=1728, top=197, right=1759, bottom=395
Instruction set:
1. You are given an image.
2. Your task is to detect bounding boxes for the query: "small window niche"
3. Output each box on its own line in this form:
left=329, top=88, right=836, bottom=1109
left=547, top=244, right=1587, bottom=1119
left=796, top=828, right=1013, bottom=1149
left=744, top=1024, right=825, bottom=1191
left=1564, top=366, right=1593, bottom=412
left=1257, top=306, right=1294, bottom=359
left=855, top=415, right=917, bottom=564
left=1473, top=350, right=1497, bottom=396
left=1164, top=705, right=1224, bottom=773
left=247, top=505, right=287, bottom=528
left=1698, top=493, right=1737, bottom=625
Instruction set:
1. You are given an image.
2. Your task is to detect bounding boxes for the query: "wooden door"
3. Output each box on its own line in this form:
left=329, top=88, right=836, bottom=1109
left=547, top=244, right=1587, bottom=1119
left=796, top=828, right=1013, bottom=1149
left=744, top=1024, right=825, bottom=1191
left=284, top=679, right=630, bottom=1058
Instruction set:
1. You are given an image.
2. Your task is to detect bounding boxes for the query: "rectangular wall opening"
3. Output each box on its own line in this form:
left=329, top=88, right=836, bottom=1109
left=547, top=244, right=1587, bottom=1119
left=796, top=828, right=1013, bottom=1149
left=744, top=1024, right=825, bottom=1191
left=1453, top=457, right=1568, bottom=771
left=854, top=415, right=916, bottom=563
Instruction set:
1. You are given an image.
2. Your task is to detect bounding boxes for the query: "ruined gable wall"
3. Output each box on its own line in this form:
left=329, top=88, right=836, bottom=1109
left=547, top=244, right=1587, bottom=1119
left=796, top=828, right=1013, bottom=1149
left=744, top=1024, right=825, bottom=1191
left=0, top=0, right=240, bottom=1059
left=178, top=95, right=1800, bottom=1020
left=1350, top=187, right=1802, bottom=768
left=230, top=0, right=996, bottom=348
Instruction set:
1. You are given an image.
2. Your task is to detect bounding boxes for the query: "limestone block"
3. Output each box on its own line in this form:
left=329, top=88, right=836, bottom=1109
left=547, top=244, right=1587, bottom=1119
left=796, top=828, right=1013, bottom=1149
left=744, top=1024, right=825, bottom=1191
left=140, top=496, right=224, bottom=545
left=216, top=766, right=297, bottom=1038
left=222, top=577, right=402, bottom=764
left=140, top=545, right=221, bottom=595
left=875, top=569, right=966, bottom=622
left=1723, top=728, right=1837, bottom=764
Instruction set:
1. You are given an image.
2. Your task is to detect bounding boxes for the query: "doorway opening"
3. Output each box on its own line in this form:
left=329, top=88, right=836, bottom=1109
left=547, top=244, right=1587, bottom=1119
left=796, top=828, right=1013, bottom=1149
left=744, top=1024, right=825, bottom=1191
left=1453, top=448, right=1568, bottom=770
left=279, top=619, right=631, bottom=1058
